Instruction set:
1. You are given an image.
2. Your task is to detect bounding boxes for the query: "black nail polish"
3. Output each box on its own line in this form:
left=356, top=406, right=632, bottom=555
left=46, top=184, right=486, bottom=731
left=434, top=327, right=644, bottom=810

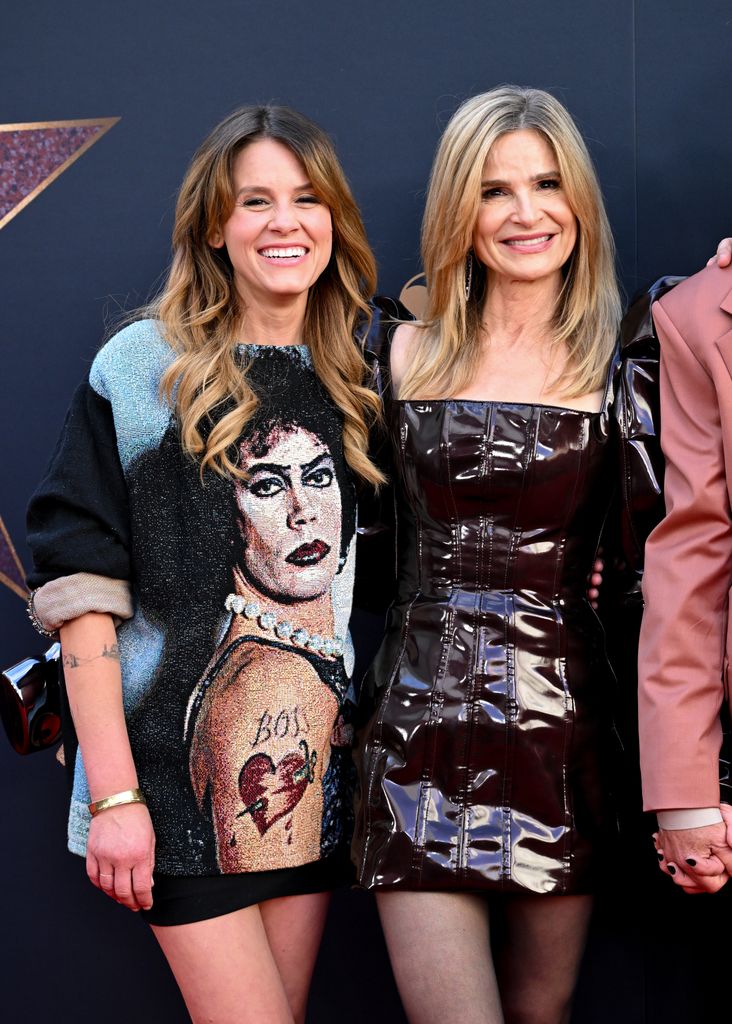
left=685, top=858, right=697, bottom=867
left=657, top=851, right=664, bottom=861
left=668, top=865, right=676, bottom=875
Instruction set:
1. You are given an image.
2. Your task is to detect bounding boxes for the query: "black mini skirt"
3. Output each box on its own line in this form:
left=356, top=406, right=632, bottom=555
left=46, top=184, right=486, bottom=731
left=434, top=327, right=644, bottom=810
left=141, top=846, right=355, bottom=927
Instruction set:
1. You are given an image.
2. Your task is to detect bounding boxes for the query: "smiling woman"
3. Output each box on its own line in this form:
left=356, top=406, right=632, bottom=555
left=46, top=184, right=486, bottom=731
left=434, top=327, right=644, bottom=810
left=24, top=104, right=384, bottom=1024
left=352, top=85, right=657, bottom=1024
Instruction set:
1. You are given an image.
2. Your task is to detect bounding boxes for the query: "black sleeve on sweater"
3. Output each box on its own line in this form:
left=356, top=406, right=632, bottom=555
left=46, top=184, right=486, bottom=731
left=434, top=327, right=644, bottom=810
left=353, top=296, right=412, bottom=614
left=26, top=378, right=131, bottom=589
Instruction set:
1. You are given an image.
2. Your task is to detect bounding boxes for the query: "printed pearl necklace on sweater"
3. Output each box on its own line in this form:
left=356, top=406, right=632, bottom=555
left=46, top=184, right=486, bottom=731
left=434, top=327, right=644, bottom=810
left=224, top=593, right=345, bottom=659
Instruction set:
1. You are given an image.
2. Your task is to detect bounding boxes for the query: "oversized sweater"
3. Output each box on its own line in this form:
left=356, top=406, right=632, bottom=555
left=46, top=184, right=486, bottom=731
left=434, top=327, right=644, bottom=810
left=27, top=320, right=358, bottom=875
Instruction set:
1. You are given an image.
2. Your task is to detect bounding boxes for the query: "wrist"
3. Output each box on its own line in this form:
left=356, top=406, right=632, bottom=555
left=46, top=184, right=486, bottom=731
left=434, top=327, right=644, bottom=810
left=87, top=769, right=139, bottom=803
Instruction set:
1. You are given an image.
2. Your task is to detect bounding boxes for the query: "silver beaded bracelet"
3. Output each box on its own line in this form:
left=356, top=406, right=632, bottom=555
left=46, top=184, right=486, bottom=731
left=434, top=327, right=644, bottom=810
left=27, top=589, right=58, bottom=638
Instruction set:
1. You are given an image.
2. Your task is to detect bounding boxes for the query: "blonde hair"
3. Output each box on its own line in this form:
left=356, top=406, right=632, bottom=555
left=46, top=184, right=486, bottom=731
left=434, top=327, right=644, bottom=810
left=152, top=105, right=383, bottom=485
left=400, top=85, right=622, bottom=400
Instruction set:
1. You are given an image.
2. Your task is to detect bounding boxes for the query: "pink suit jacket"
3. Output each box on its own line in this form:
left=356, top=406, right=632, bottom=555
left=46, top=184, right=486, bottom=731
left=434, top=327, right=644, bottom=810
left=639, top=263, right=732, bottom=811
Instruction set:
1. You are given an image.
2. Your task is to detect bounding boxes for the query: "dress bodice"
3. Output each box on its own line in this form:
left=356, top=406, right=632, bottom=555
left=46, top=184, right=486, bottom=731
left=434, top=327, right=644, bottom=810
left=394, top=400, right=612, bottom=602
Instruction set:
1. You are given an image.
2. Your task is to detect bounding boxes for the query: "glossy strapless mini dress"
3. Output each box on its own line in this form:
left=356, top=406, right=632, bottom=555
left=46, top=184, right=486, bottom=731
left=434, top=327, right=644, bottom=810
left=354, top=399, right=617, bottom=895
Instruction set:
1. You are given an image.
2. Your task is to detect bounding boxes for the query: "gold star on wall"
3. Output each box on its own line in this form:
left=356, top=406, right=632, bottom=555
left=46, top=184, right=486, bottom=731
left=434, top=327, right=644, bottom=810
left=0, top=117, right=119, bottom=230
left=0, top=515, right=28, bottom=600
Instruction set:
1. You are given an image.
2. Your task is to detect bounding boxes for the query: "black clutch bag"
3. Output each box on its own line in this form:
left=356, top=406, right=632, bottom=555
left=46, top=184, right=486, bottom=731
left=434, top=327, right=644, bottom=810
left=0, top=643, right=62, bottom=754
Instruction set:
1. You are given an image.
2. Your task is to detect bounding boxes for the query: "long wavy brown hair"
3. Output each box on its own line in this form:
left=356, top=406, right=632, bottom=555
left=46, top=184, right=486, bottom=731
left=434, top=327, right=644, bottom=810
left=152, top=105, right=383, bottom=485
left=400, top=86, right=622, bottom=401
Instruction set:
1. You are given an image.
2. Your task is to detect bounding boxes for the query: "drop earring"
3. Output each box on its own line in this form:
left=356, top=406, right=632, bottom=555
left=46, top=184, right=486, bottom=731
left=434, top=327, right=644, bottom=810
left=464, top=251, right=473, bottom=301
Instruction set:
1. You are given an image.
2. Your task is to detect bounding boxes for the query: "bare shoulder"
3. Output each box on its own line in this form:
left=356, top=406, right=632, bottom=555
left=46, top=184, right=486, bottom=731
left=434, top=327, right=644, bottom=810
left=207, top=643, right=320, bottom=715
left=391, top=321, right=422, bottom=392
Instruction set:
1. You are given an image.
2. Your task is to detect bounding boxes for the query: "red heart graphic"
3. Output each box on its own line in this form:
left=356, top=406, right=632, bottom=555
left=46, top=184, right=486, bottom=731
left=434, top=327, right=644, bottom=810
left=238, top=750, right=310, bottom=836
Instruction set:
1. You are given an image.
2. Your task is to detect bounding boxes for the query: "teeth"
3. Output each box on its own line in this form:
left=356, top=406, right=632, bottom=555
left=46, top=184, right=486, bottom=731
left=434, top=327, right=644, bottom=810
left=504, top=236, right=551, bottom=247
left=260, top=247, right=307, bottom=258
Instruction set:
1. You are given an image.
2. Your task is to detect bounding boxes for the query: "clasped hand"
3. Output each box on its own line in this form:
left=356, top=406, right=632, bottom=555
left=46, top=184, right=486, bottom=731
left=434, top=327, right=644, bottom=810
left=654, top=804, right=732, bottom=894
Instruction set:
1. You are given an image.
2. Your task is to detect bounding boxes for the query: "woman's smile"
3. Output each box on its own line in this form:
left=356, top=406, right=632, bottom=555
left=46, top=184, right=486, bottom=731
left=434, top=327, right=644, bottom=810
left=258, top=245, right=309, bottom=265
left=499, top=232, right=556, bottom=253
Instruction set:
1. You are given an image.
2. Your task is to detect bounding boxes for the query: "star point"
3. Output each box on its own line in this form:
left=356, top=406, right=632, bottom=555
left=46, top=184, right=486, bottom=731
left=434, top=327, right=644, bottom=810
left=0, top=515, right=28, bottom=600
left=0, top=116, right=120, bottom=230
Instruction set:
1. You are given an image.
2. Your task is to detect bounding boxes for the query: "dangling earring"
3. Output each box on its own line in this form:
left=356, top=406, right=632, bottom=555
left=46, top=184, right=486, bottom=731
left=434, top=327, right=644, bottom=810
left=464, top=251, right=473, bottom=301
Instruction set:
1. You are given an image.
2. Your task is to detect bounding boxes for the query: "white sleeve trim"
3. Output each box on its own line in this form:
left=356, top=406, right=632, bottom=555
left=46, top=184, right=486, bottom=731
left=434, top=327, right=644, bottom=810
left=657, top=807, right=724, bottom=830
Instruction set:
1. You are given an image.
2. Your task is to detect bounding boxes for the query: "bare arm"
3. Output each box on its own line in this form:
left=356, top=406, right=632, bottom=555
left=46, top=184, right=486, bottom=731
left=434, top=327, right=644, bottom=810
left=60, top=611, right=154, bottom=911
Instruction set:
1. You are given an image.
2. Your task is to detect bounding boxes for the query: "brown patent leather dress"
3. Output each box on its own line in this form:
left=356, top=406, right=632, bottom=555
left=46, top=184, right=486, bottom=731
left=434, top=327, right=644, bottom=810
left=353, top=284, right=672, bottom=896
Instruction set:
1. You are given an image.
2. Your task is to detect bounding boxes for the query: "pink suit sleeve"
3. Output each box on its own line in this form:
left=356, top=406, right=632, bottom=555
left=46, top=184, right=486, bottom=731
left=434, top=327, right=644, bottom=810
left=638, top=298, right=731, bottom=811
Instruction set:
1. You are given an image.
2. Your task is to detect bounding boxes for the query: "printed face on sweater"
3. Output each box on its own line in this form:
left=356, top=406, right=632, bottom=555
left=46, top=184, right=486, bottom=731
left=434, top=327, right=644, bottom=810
left=210, top=138, right=333, bottom=311
left=235, top=425, right=342, bottom=601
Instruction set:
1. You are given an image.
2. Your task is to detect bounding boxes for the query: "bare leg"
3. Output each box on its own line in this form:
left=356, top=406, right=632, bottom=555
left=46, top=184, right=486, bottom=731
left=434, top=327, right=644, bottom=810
left=376, top=891, right=504, bottom=1024
left=151, top=903, right=295, bottom=1024
left=260, top=891, right=331, bottom=1024
left=497, top=894, right=593, bottom=1024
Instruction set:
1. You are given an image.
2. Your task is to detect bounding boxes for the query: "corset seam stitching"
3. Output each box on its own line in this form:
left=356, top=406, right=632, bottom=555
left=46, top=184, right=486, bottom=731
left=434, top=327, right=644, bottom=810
left=442, top=404, right=463, bottom=591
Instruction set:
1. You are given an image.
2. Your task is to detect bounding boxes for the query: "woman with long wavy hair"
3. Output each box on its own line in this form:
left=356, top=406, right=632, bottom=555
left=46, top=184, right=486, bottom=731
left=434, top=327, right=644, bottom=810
left=353, top=85, right=672, bottom=1024
left=26, top=104, right=385, bottom=1024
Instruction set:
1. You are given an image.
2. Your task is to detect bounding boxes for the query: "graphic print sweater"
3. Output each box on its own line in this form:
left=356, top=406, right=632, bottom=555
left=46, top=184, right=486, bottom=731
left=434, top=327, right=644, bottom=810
left=27, top=321, right=357, bottom=874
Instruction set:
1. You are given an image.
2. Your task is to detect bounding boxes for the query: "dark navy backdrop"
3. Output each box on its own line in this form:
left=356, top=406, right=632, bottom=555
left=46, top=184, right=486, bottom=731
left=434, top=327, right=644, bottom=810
left=2, top=2, right=730, bottom=1021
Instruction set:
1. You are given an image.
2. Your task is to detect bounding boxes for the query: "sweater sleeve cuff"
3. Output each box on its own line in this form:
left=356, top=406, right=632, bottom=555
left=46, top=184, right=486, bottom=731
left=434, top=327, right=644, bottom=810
left=657, top=808, right=724, bottom=830
left=31, top=573, right=133, bottom=632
